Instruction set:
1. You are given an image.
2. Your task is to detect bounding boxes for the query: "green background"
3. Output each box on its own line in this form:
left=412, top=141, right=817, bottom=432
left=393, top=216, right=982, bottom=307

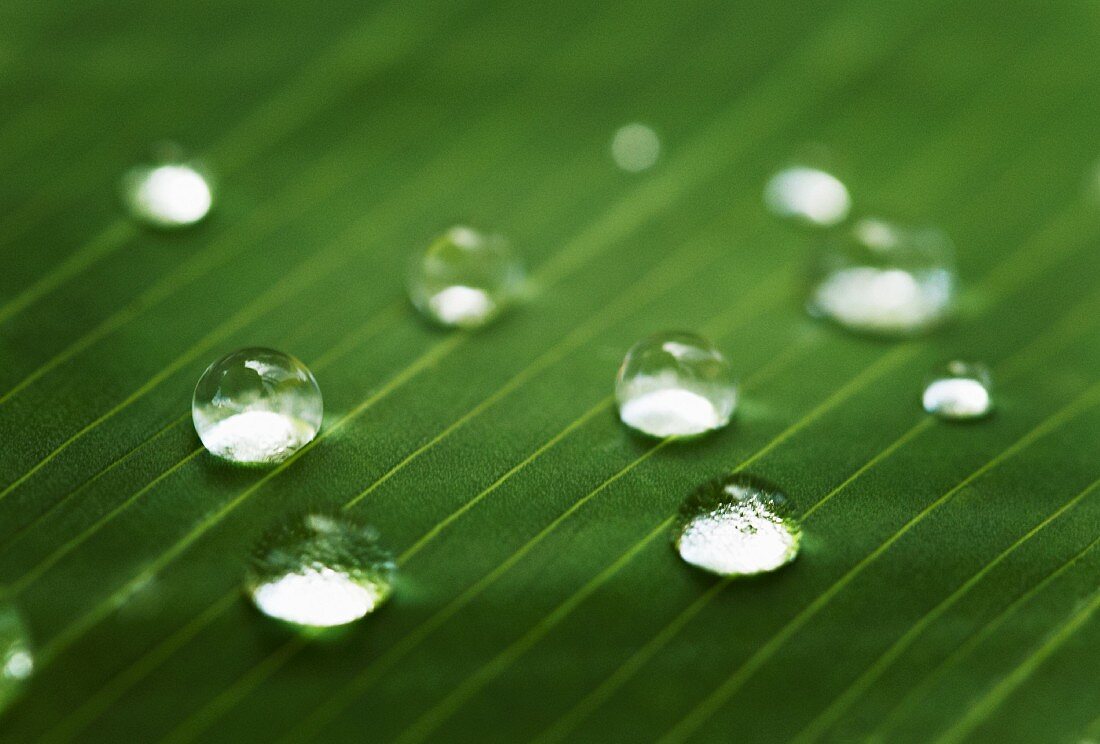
left=1, top=1, right=1099, bottom=741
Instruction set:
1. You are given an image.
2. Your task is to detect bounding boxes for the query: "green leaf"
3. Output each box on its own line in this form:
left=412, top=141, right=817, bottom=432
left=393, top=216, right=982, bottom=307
left=1, top=0, right=1098, bottom=742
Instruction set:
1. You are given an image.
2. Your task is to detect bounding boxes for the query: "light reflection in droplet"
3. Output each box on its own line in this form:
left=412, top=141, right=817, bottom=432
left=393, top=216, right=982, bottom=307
left=610, top=123, right=661, bottom=173
left=407, top=226, right=523, bottom=329
left=427, top=285, right=496, bottom=327
left=922, top=361, right=993, bottom=420
left=764, top=166, right=851, bottom=227
left=0, top=603, right=33, bottom=713
left=246, top=513, right=395, bottom=630
left=808, top=218, right=956, bottom=336
left=675, top=474, right=801, bottom=577
left=122, top=162, right=213, bottom=228
left=615, top=332, right=737, bottom=438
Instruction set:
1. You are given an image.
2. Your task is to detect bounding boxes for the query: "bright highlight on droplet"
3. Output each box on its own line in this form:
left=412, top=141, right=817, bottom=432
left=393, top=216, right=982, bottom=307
left=122, top=159, right=212, bottom=228
left=610, top=122, right=661, bottom=172
left=0, top=604, right=33, bottom=713
left=764, top=166, right=851, bottom=227
left=192, top=348, right=322, bottom=465
left=616, top=332, right=737, bottom=438
left=246, top=513, right=395, bottom=629
left=674, top=474, right=801, bottom=577
left=407, top=225, right=523, bottom=329
left=808, top=218, right=956, bottom=336
left=922, top=361, right=993, bottom=420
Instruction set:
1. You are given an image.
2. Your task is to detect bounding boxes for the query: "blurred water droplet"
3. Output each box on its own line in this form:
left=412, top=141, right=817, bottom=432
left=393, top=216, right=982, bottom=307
left=193, top=348, right=323, bottom=465
left=0, top=604, right=33, bottom=713
left=610, top=123, right=661, bottom=172
left=121, top=146, right=212, bottom=228
left=674, top=474, right=801, bottom=577
left=246, top=513, right=395, bottom=629
left=808, top=218, right=955, bottom=336
left=764, top=166, right=851, bottom=227
left=407, top=226, right=523, bottom=329
left=616, top=332, right=737, bottom=438
left=922, top=361, right=992, bottom=420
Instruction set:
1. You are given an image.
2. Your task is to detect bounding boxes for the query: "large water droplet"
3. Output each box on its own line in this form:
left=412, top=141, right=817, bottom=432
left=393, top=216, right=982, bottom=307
left=674, top=474, right=801, bottom=577
left=808, top=218, right=955, bottom=336
left=407, top=226, right=523, bottom=329
left=922, top=361, right=992, bottom=420
left=121, top=146, right=212, bottom=228
left=764, top=166, right=851, bottom=227
left=246, top=513, right=395, bottom=629
left=616, top=332, right=737, bottom=438
left=610, top=123, right=661, bottom=173
left=0, top=604, right=33, bottom=713
left=192, top=348, right=322, bottom=465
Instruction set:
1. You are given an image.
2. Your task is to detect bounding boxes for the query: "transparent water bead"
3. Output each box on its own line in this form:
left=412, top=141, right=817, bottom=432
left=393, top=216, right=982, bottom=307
left=764, top=166, right=851, bottom=227
left=246, top=513, right=395, bottom=629
left=407, top=226, right=523, bottom=329
left=0, top=604, right=33, bottom=713
left=674, top=474, right=802, bottom=577
left=616, top=332, right=737, bottom=438
left=192, top=348, right=322, bottom=465
left=808, top=218, right=956, bottom=336
left=923, top=361, right=993, bottom=420
left=610, top=122, right=661, bottom=172
left=121, top=146, right=213, bottom=228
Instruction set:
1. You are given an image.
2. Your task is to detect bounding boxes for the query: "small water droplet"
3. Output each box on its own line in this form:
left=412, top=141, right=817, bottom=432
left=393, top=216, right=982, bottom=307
left=0, top=604, right=33, bottom=713
left=121, top=146, right=212, bottom=228
left=407, top=226, right=523, bottom=329
left=616, top=332, right=737, bottom=438
left=246, top=513, right=395, bottom=629
left=192, top=348, right=323, bottom=465
left=808, top=218, right=955, bottom=336
left=922, top=361, right=992, bottom=420
left=764, top=166, right=851, bottom=227
left=674, top=474, right=801, bottom=577
left=610, top=123, right=661, bottom=172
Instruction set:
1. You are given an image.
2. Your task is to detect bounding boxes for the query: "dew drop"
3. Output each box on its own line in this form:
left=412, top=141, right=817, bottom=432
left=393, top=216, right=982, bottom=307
left=407, top=226, right=523, bottom=329
left=121, top=146, right=212, bottom=228
left=674, top=474, right=801, bottom=577
left=616, top=332, right=737, bottom=438
left=764, top=166, right=851, bottom=227
left=0, top=603, right=33, bottom=713
left=246, top=513, right=395, bottom=629
left=922, top=361, right=992, bottom=420
left=192, top=348, right=322, bottom=465
left=808, top=217, right=956, bottom=336
left=610, top=123, right=661, bottom=172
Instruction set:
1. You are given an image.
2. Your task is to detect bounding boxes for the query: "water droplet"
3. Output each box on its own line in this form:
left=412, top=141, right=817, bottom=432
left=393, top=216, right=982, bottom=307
left=922, top=361, right=992, bottom=420
left=764, top=166, right=851, bottom=227
left=616, top=332, right=737, bottom=438
left=674, top=474, right=801, bottom=577
left=246, top=513, right=395, bottom=629
left=610, top=123, right=661, bottom=172
left=192, top=348, right=322, bottom=465
left=808, top=218, right=955, bottom=336
left=0, top=604, right=33, bottom=713
left=121, top=146, right=212, bottom=228
left=407, top=226, right=523, bottom=329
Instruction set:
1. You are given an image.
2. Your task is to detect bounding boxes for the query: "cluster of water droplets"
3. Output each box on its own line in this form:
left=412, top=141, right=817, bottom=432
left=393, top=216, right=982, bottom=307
left=68, top=130, right=1011, bottom=656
